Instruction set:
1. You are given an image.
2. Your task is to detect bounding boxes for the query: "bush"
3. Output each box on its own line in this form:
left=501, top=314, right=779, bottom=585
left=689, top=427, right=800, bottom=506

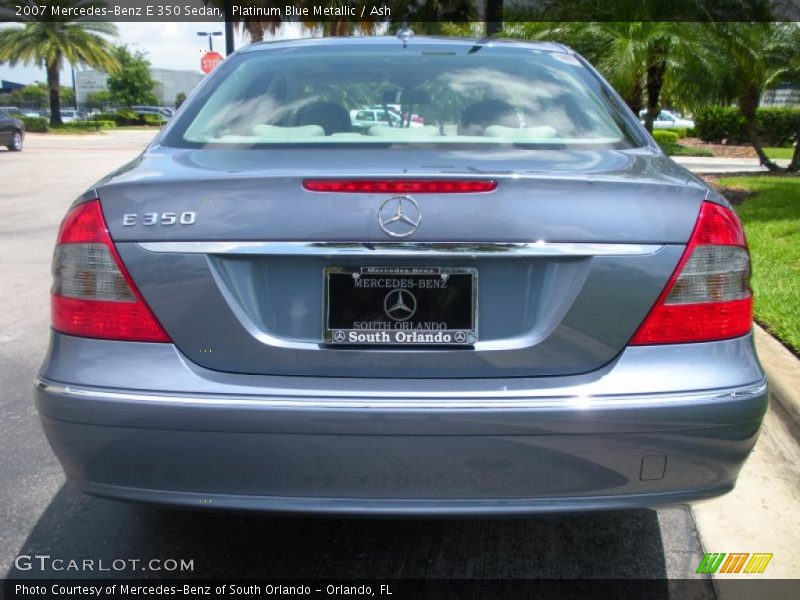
left=695, top=106, right=745, bottom=143
left=757, top=108, right=800, bottom=146
left=20, top=116, right=48, bottom=132
left=653, top=130, right=680, bottom=145
left=142, top=114, right=165, bottom=126
left=659, top=127, right=688, bottom=139
left=115, top=108, right=140, bottom=126
left=86, top=109, right=166, bottom=127
left=52, top=122, right=99, bottom=132
left=695, top=106, right=800, bottom=145
left=94, top=111, right=120, bottom=122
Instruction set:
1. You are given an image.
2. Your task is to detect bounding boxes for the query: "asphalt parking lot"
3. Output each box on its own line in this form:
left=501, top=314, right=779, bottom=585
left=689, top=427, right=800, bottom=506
left=0, top=132, right=797, bottom=593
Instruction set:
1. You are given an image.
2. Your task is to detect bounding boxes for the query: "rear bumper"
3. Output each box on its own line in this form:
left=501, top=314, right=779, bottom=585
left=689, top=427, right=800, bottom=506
left=35, top=334, right=768, bottom=514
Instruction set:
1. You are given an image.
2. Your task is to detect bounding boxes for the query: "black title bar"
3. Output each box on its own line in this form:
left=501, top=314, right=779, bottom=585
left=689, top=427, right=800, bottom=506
left=1, top=0, right=799, bottom=23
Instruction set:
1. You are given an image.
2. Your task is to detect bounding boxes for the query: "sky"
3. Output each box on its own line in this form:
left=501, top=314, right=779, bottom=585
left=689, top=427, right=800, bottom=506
left=0, top=22, right=305, bottom=85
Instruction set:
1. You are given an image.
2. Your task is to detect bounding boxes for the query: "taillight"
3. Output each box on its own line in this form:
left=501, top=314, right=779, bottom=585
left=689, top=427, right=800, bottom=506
left=51, top=199, right=170, bottom=342
left=303, top=179, right=498, bottom=193
left=630, top=201, right=752, bottom=345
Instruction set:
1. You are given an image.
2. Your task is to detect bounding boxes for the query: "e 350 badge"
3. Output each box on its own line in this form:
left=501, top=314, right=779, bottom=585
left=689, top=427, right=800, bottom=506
left=122, top=212, right=196, bottom=226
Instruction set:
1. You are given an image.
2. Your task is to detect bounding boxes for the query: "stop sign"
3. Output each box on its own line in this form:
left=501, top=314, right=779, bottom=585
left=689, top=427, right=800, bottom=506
left=201, top=51, right=223, bottom=74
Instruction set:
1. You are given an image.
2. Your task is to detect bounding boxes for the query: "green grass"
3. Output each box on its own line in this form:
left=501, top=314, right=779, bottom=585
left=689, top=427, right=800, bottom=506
left=720, top=176, right=800, bottom=352
left=660, top=143, right=714, bottom=157
left=764, top=147, right=795, bottom=160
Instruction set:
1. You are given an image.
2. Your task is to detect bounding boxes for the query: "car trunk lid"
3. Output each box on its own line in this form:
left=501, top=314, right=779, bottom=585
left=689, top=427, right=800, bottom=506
left=101, top=147, right=702, bottom=378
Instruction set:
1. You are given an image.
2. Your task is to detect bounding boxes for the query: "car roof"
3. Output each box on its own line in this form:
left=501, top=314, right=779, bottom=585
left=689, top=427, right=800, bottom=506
left=240, top=35, right=574, bottom=56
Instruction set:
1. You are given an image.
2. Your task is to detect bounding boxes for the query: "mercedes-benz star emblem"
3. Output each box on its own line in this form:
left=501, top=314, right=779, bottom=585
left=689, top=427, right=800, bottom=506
left=378, top=196, right=421, bottom=238
left=454, top=331, right=467, bottom=343
left=384, top=289, right=417, bottom=321
left=332, top=330, right=347, bottom=343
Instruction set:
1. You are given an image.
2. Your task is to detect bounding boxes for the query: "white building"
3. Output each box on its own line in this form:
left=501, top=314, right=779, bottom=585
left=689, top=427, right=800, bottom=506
left=762, top=84, right=800, bottom=107
left=76, top=68, right=204, bottom=107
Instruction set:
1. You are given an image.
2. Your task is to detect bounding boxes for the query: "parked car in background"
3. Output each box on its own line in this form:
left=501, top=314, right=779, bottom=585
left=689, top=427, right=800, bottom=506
left=0, top=109, right=25, bottom=151
left=22, top=110, right=41, bottom=118
left=350, top=107, right=404, bottom=130
left=369, top=105, right=424, bottom=126
left=350, top=107, right=423, bottom=130
left=36, top=36, right=766, bottom=514
left=0, top=106, right=22, bottom=116
left=130, top=106, right=172, bottom=121
left=640, top=109, right=695, bottom=129
left=59, top=109, right=86, bottom=123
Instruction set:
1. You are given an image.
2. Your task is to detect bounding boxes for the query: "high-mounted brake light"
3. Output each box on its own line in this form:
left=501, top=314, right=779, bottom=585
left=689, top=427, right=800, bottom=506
left=303, top=179, right=498, bottom=193
left=51, top=200, right=170, bottom=342
left=630, top=201, right=752, bottom=345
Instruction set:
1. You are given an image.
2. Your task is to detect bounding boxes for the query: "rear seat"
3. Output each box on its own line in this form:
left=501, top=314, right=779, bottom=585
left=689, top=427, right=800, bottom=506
left=366, top=125, right=441, bottom=139
left=251, top=124, right=325, bottom=139
left=483, top=125, right=558, bottom=141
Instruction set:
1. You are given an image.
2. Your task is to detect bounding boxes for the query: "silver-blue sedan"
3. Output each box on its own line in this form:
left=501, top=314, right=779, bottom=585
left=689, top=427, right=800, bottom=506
left=36, top=36, right=767, bottom=514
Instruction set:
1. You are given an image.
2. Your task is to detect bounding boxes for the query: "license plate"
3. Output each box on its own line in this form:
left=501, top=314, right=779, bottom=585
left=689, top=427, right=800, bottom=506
left=324, top=266, right=477, bottom=346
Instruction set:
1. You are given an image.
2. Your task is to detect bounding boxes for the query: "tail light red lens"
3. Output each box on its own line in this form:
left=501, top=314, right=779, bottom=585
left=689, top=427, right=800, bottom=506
left=51, top=200, right=170, bottom=342
left=303, top=179, right=498, bottom=193
left=630, top=201, right=752, bottom=345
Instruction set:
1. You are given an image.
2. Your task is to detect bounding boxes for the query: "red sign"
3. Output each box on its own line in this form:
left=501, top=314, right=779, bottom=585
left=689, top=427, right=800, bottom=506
left=201, top=51, right=223, bottom=74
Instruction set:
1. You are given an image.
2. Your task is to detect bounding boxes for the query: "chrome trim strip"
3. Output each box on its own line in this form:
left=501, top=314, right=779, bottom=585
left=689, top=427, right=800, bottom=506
left=36, top=378, right=766, bottom=411
left=137, top=241, right=663, bottom=258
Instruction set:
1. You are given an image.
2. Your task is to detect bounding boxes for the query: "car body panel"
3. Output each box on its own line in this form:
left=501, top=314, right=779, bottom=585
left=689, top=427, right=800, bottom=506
left=0, top=110, right=25, bottom=148
left=118, top=242, right=684, bottom=377
left=92, top=147, right=705, bottom=378
left=37, top=36, right=766, bottom=513
left=38, top=332, right=767, bottom=434
left=37, top=332, right=767, bottom=513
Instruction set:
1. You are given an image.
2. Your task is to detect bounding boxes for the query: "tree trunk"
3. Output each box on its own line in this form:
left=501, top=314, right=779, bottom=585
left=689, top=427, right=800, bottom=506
left=245, top=21, right=265, bottom=43
left=329, top=21, right=352, bottom=37
left=739, top=85, right=779, bottom=171
left=643, top=44, right=668, bottom=133
left=47, top=59, right=62, bottom=127
left=624, top=77, right=644, bottom=115
left=788, top=122, right=800, bottom=172
left=485, top=0, right=503, bottom=37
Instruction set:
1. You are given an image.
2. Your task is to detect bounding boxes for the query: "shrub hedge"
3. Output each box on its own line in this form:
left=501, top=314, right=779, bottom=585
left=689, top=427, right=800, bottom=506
left=21, top=116, right=49, bottom=132
left=19, top=115, right=125, bottom=133
left=652, top=130, right=680, bottom=145
left=660, top=127, right=688, bottom=139
left=73, top=120, right=116, bottom=129
left=695, top=106, right=800, bottom=146
left=92, top=110, right=163, bottom=126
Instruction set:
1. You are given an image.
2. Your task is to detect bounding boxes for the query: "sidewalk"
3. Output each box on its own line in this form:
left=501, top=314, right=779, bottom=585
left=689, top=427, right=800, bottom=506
left=692, top=326, right=800, bottom=587
left=755, top=326, right=800, bottom=426
left=674, top=156, right=791, bottom=174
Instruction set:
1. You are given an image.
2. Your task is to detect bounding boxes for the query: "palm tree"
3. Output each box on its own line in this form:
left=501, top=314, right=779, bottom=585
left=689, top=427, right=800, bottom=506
left=240, top=20, right=281, bottom=44
left=514, top=20, right=703, bottom=130
left=484, top=0, right=504, bottom=36
left=204, top=0, right=282, bottom=44
left=0, top=1, right=119, bottom=127
left=299, top=1, right=383, bottom=38
left=786, top=30, right=800, bottom=173
left=700, top=22, right=797, bottom=171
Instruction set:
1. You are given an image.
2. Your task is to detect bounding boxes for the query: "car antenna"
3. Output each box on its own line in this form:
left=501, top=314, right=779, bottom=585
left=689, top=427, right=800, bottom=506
left=396, top=24, right=414, bottom=48
left=469, top=37, right=493, bottom=54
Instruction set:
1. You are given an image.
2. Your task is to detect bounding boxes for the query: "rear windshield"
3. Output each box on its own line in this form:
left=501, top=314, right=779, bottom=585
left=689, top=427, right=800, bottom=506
left=165, top=42, right=641, bottom=149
